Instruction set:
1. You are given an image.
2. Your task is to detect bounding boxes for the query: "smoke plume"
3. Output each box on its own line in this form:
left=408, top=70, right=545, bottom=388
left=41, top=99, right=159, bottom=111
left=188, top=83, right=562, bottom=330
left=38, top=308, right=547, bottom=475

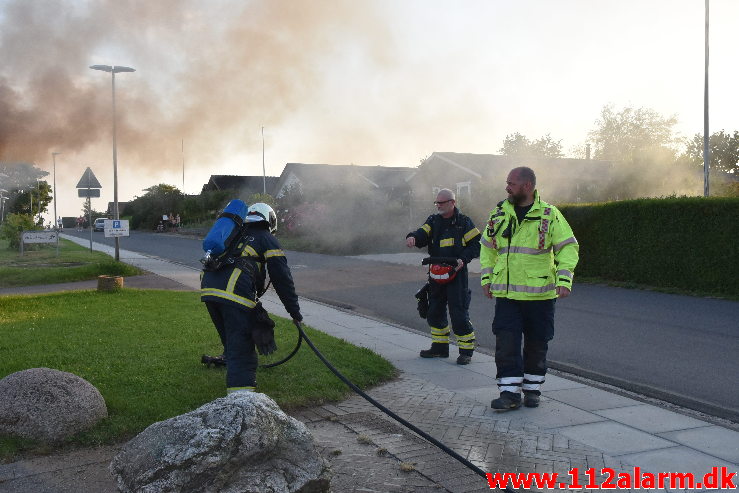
left=0, top=0, right=393, bottom=188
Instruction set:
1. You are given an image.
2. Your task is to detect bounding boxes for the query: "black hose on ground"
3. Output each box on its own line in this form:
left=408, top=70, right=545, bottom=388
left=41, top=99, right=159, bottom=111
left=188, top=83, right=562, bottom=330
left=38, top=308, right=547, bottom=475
left=291, top=320, right=514, bottom=492
left=258, top=328, right=303, bottom=368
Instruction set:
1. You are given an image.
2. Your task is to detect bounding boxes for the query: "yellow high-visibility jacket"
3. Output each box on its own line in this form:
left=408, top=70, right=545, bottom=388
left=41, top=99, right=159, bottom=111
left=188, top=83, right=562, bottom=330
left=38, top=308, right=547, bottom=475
left=480, top=191, right=579, bottom=300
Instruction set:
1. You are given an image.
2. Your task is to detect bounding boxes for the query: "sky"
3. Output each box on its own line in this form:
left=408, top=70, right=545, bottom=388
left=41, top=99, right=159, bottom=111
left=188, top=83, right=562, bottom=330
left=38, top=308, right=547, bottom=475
left=0, top=0, right=737, bottom=222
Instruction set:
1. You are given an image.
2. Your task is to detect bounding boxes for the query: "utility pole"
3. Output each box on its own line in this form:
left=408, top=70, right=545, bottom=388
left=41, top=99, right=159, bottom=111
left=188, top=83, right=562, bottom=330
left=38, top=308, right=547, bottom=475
left=52, top=152, right=61, bottom=229
left=703, top=0, right=710, bottom=197
left=262, top=126, right=266, bottom=194
left=181, top=139, right=185, bottom=193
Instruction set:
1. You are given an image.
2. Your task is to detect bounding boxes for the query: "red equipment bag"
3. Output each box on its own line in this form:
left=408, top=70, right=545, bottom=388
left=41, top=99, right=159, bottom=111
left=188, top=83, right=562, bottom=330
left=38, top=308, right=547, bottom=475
left=429, top=263, right=457, bottom=284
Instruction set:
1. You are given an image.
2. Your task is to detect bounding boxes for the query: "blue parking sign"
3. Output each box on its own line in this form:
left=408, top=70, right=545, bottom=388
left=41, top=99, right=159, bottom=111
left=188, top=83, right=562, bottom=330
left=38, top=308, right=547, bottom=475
left=113, top=220, right=121, bottom=228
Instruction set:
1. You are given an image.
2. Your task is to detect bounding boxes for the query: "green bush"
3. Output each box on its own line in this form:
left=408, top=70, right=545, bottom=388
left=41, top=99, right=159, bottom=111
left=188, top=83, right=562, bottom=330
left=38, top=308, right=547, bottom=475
left=0, top=214, right=40, bottom=250
left=560, top=197, right=739, bottom=297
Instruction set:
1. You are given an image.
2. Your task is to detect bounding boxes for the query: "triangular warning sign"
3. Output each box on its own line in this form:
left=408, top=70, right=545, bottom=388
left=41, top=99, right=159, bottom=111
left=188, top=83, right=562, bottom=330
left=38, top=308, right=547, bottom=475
left=76, top=167, right=102, bottom=189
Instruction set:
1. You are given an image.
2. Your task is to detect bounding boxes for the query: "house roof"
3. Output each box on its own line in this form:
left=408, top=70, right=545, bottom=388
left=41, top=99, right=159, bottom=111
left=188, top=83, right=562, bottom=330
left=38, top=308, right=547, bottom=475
left=106, top=201, right=129, bottom=215
left=418, top=152, right=612, bottom=180
left=201, top=175, right=279, bottom=194
left=274, top=163, right=414, bottom=195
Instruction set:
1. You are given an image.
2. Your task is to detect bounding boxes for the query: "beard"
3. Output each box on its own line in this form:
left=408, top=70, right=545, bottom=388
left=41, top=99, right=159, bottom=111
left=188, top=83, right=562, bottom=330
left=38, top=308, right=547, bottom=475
left=507, top=191, right=527, bottom=205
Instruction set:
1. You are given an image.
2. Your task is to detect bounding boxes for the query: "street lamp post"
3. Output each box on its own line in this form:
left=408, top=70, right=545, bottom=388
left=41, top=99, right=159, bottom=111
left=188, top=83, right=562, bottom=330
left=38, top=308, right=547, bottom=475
left=261, top=126, right=266, bottom=194
left=0, top=189, right=7, bottom=224
left=90, top=64, right=135, bottom=261
left=52, top=152, right=60, bottom=230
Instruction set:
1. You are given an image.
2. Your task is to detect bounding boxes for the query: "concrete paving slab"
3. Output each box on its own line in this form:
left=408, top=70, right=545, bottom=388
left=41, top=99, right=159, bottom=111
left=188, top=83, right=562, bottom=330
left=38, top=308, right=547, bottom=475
left=456, top=386, right=497, bottom=406
left=594, top=404, right=712, bottom=434
left=617, top=445, right=737, bottom=479
left=460, top=361, right=498, bottom=378
left=412, top=367, right=498, bottom=390
left=657, top=426, right=739, bottom=464
left=538, top=373, right=588, bottom=391
left=556, top=421, right=677, bottom=456
left=508, top=399, right=609, bottom=429
left=387, top=358, right=476, bottom=377
left=543, top=385, right=641, bottom=412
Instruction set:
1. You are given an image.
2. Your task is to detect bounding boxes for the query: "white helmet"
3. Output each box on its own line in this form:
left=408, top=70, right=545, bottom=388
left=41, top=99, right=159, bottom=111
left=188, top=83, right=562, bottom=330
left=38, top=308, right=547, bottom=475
left=246, top=203, right=277, bottom=233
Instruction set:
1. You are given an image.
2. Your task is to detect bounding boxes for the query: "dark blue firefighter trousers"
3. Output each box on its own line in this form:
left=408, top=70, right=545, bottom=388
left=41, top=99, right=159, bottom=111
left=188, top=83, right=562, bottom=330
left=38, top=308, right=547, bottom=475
left=492, top=297, right=555, bottom=395
left=205, top=301, right=258, bottom=389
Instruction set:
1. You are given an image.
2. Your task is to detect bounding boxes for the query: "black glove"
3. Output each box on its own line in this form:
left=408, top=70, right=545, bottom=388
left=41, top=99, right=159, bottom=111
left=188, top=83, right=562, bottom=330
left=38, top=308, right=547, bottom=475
left=252, top=303, right=277, bottom=356
left=415, top=283, right=430, bottom=319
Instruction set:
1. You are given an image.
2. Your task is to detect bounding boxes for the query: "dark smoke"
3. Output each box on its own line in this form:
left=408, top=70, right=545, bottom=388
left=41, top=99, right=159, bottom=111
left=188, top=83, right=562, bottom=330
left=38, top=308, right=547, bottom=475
left=0, top=0, right=391, bottom=169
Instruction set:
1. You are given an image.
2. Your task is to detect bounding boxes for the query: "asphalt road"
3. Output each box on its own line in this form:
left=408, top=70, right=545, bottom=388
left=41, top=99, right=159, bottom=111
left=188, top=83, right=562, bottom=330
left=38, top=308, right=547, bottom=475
left=65, top=229, right=739, bottom=421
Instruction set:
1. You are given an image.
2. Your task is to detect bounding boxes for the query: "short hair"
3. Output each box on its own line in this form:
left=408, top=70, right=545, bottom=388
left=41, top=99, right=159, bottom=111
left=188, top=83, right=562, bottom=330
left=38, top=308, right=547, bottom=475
left=510, top=167, right=536, bottom=187
left=437, top=188, right=456, bottom=201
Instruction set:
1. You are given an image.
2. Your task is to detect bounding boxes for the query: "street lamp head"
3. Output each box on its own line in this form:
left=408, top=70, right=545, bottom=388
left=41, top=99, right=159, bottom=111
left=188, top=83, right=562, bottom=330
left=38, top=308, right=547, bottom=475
left=90, top=64, right=113, bottom=72
left=112, top=66, right=135, bottom=73
left=52, top=152, right=61, bottom=157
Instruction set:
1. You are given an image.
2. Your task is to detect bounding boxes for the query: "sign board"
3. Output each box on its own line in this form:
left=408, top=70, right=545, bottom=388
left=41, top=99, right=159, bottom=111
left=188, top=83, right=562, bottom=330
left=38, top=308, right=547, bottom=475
left=104, top=219, right=129, bottom=238
left=78, top=189, right=101, bottom=198
left=21, top=230, right=59, bottom=244
left=20, top=230, right=60, bottom=256
left=76, top=167, right=102, bottom=189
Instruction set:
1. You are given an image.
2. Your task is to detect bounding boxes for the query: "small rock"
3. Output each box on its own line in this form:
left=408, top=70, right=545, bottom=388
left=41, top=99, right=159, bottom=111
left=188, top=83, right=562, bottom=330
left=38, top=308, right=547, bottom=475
left=0, top=368, right=107, bottom=443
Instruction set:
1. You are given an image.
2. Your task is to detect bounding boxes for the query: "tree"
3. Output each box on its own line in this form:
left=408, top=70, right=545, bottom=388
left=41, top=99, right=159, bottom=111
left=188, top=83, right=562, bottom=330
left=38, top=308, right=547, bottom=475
left=588, top=104, right=680, bottom=163
left=81, top=201, right=108, bottom=220
left=499, top=133, right=563, bottom=158
left=680, top=130, right=739, bottom=175
left=0, top=162, right=51, bottom=220
left=0, top=213, right=39, bottom=249
left=126, top=184, right=184, bottom=229
left=246, top=193, right=276, bottom=208
left=586, top=105, right=687, bottom=199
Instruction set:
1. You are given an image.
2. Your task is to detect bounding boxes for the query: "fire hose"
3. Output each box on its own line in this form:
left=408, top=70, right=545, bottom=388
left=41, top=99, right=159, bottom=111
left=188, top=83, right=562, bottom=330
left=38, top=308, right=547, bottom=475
left=291, top=319, right=513, bottom=489
left=204, top=255, right=514, bottom=490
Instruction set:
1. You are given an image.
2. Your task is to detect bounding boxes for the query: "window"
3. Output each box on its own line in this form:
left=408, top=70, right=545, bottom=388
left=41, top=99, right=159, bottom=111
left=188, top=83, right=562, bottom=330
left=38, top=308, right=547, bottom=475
left=456, top=181, right=471, bottom=199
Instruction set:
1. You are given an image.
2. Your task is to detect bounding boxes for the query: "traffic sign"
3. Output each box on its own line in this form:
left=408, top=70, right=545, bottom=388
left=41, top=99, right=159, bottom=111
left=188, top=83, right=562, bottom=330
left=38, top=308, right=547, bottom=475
left=76, top=167, right=102, bottom=189
left=104, top=219, right=129, bottom=238
left=78, top=189, right=101, bottom=198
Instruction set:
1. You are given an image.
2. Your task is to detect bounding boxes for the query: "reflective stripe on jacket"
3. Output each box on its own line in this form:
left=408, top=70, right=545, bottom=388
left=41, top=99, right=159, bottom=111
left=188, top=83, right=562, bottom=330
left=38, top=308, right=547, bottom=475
left=201, top=227, right=301, bottom=317
left=406, top=208, right=481, bottom=265
left=479, top=191, right=579, bottom=300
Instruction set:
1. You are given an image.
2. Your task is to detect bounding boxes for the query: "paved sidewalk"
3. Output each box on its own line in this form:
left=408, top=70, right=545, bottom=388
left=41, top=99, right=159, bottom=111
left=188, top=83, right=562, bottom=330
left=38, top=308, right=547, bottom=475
left=2, top=234, right=737, bottom=492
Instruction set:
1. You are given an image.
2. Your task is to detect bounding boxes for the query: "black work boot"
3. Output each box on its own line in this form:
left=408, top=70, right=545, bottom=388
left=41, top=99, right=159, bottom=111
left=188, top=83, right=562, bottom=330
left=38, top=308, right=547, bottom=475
left=523, top=392, right=540, bottom=408
left=419, top=343, right=449, bottom=358
left=456, top=349, right=473, bottom=365
left=201, top=354, right=226, bottom=368
left=491, top=391, right=521, bottom=410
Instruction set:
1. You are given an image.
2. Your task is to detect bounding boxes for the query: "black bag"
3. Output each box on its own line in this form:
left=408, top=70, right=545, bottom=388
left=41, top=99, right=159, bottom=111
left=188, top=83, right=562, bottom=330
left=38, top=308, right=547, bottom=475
left=252, top=302, right=277, bottom=356
left=415, top=283, right=430, bottom=319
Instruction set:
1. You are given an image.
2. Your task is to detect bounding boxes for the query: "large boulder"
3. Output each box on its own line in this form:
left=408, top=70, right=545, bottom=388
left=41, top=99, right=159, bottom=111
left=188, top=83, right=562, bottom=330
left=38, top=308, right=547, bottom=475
left=110, top=392, right=331, bottom=493
left=0, top=367, right=108, bottom=443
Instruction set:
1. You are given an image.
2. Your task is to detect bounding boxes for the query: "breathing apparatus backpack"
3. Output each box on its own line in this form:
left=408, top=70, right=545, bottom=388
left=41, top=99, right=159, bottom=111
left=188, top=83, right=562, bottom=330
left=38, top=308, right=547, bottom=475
left=200, top=199, right=249, bottom=271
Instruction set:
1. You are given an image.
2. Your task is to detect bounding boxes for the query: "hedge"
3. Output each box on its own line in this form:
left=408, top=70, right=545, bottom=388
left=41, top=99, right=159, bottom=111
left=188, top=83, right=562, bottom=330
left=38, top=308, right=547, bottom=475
left=559, top=197, right=739, bottom=297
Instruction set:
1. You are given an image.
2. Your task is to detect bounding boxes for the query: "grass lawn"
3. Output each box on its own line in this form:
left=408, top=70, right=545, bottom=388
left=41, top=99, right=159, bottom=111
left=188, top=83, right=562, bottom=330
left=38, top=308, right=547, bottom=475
left=0, top=289, right=397, bottom=460
left=0, top=238, right=141, bottom=288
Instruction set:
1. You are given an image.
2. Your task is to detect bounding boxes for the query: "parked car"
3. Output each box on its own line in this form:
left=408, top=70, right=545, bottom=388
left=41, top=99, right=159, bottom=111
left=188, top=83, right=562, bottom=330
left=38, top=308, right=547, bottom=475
left=93, top=217, right=107, bottom=232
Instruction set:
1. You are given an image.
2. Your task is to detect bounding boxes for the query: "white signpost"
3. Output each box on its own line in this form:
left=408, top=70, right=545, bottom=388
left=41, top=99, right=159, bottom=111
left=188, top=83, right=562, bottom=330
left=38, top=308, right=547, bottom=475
left=76, top=167, right=102, bottom=252
left=104, top=219, right=129, bottom=238
left=20, top=230, right=59, bottom=256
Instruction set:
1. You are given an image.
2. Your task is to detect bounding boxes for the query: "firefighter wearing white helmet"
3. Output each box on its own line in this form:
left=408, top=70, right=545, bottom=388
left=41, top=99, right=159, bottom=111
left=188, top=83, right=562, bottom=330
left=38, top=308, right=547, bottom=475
left=246, top=203, right=277, bottom=233
left=200, top=201, right=302, bottom=394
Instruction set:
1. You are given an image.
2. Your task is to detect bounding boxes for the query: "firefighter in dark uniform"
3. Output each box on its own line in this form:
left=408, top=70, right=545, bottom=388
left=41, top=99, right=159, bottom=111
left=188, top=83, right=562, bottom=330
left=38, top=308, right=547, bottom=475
left=406, top=189, right=481, bottom=364
left=201, top=203, right=302, bottom=394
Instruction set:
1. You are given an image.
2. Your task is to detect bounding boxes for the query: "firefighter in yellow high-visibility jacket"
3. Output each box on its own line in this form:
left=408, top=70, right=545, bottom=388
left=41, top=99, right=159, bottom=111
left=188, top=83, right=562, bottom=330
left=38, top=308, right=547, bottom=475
left=480, top=167, right=579, bottom=410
